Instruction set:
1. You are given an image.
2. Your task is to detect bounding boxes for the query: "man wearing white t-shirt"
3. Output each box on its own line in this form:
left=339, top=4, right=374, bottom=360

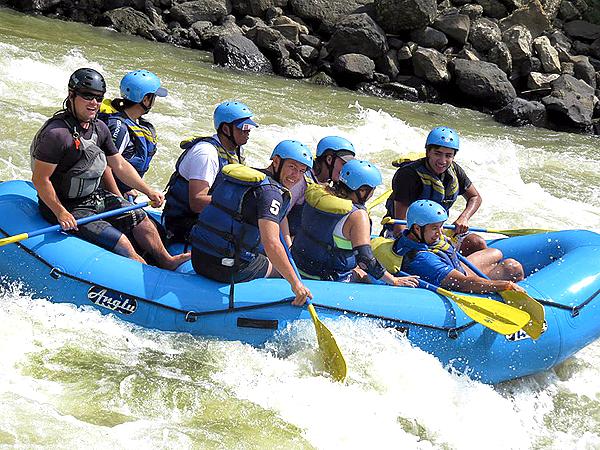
left=163, top=101, right=257, bottom=241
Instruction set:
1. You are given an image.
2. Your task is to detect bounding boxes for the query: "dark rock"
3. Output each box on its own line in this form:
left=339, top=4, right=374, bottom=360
left=373, top=72, right=391, bottom=83
left=413, top=47, right=450, bottom=83
left=573, top=39, right=591, bottom=55
left=451, top=58, right=517, bottom=108
left=213, top=33, right=273, bottom=73
left=456, top=46, right=481, bottom=60
left=231, top=0, right=286, bottom=17
left=563, top=20, right=600, bottom=41
left=288, top=0, right=371, bottom=28
left=272, top=23, right=301, bottom=43
left=433, top=13, right=470, bottom=44
left=332, top=53, right=376, bottom=86
left=489, top=42, right=513, bottom=73
left=170, top=0, right=232, bottom=27
left=521, top=55, right=543, bottom=74
left=591, top=38, right=600, bottom=58
left=170, top=26, right=192, bottom=47
left=375, top=0, right=437, bottom=33
left=474, top=0, right=507, bottom=19
left=493, top=97, right=547, bottom=126
left=277, top=57, right=304, bottom=77
left=572, top=55, right=597, bottom=88
left=10, top=0, right=63, bottom=11
left=499, top=0, right=551, bottom=38
left=299, top=44, right=319, bottom=60
left=102, top=7, right=157, bottom=39
left=410, top=26, right=449, bottom=50
left=202, top=17, right=242, bottom=45
left=459, top=4, right=483, bottom=20
left=327, top=13, right=388, bottom=59
left=308, top=71, right=335, bottom=85
left=559, top=0, right=581, bottom=21
left=469, top=18, right=501, bottom=52
left=245, top=24, right=294, bottom=59
left=299, top=33, right=321, bottom=48
left=150, top=28, right=170, bottom=42
left=542, top=74, right=596, bottom=129
left=533, top=35, right=561, bottom=73
left=357, top=81, right=420, bottom=101
left=561, top=61, right=575, bottom=75
left=397, top=44, right=415, bottom=61
left=265, top=6, right=283, bottom=22
left=238, top=15, right=265, bottom=28
left=396, top=75, right=441, bottom=101
left=388, top=37, right=405, bottom=49
left=502, top=25, right=533, bottom=63
left=375, top=49, right=400, bottom=78
left=528, top=71, right=560, bottom=88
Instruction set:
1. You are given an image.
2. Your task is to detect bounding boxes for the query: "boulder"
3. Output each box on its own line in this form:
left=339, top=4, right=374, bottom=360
left=433, top=13, right=470, bottom=44
left=540, top=0, right=562, bottom=19
left=573, top=39, right=591, bottom=55
left=542, top=74, right=596, bottom=128
left=299, top=33, right=321, bottom=48
left=527, top=71, right=560, bottom=88
left=459, top=4, right=483, bottom=20
left=499, top=0, right=551, bottom=38
left=276, top=57, right=305, bottom=77
left=559, top=0, right=581, bottom=21
left=413, top=47, right=450, bottom=83
left=469, top=18, right=501, bottom=52
left=332, top=53, right=376, bottom=86
left=299, top=44, right=319, bottom=61
left=327, top=13, right=388, bottom=59
left=592, top=38, right=600, bottom=58
left=474, top=0, right=507, bottom=19
left=213, top=33, right=273, bottom=73
left=201, top=16, right=243, bottom=45
left=231, top=0, right=287, bottom=17
left=451, top=58, right=517, bottom=108
left=410, top=27, right=449, bottom=50
left=572, top=55, right=597, bottom=88
left=357, top=82, right=420, bottom=101
left=563, top=20, right=600, bottom=41
left=502, top=25, right=533, bottom=63
left=376, top=50, right=400, bottom=79
left=533, top=36, right=561, bottom=73
left=102, top=7, right=158, bottom=39
left=170, top=0, right=232, bottom=27
left=245, top=25, right=294, bottom=59
left=488, top=42, right=513, bottom=74
left=375, top=0, right=437, bottom=33
left=9, top=0, right=62, bottom=11
left=288, top=0, right=371, bottom=28
left=308, top=71, right=336, bottom=85
left=456, top=47, right=481, bottom=60
left=561, top=61, right=575, bottom=75
left=493, top=97, right=547, bottom=126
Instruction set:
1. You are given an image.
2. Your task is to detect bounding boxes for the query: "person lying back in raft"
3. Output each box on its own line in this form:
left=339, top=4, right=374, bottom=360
left=99, top=69, right=167, bottom=198
left=30, top=68, right=189, bottom=270
left=291, top=159, right=419, bottom=287
left=189, top=140, right=314, bottom=305
left=287, top=135, right=356, bottom=237
left=380, top=200, right=525, bottom=294
left=382, top=126, right=487, bottom=256
left=163, top=101, right=257, bottom=242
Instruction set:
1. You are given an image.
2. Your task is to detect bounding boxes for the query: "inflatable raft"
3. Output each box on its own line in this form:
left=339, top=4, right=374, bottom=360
left=1, top=180, right=599, bottom=384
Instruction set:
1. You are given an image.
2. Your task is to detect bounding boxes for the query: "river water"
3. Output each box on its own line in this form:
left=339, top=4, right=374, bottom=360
left=1, top=7, right=600, bottom=449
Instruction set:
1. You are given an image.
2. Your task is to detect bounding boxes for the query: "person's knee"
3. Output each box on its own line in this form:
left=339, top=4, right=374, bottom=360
left=503, top=258, right=525, bottom=281
left=466, top=234, right=487, bottom=251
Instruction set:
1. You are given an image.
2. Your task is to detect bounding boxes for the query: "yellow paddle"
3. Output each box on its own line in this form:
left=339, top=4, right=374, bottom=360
left=0, top=202, right=149, bottom=247
left=381, top=217, right=553, bottom=237
left=279, top=233, right=347, bottom=382
left=366, top=188, right=392, bottom=212
left=399, top=271, right=531, bottom=335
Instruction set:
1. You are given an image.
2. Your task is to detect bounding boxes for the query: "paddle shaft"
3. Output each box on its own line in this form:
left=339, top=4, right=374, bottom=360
left=456, top=253, right=488, bottom=279
left=384, top=219, right=490, bottom=234
left=5, top=201, right=148, bottom=243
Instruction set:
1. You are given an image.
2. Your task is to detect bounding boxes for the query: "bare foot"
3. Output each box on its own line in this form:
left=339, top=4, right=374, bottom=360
left=163, top=252, right=191, bottom=271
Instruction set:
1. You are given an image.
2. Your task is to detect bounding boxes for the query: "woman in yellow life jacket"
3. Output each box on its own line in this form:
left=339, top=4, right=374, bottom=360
left=291, top=159, right=419, bottom=287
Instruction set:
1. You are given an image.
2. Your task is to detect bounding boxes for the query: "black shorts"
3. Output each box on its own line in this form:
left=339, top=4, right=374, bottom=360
left=39, top=188, right=147, bottom=251
left=191, top=249, right=270, bottom=283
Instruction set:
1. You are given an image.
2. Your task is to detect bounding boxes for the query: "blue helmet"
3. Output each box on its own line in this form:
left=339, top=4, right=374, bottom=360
left=407, top=200, right=448, bottom=229
left=425, top=126, right=459, bottom=151
left=316, top=136, right=356, bottom=157
left=338, top=159, right=382, bottom=191
left=214, top=101, right=257, bottom=131
left=271, top=140, right=313, bottom=168
left=120, top=70, right=168, bottom=103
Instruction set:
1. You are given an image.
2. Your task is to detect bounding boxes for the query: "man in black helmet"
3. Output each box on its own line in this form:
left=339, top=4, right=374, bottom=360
left=30, top=68, right=190, bottom=270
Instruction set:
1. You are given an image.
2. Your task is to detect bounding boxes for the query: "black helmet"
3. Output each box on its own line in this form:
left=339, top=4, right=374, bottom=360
left=68, top=68, right=106, bottom=93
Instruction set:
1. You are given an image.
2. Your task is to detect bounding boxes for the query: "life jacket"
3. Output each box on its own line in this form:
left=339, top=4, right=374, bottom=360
left=391, top=230, right=465, bottom=275
left=98, top=100, right=158, bottom=192
left=190, top=164, right=291, bottom=264
left=384, top=156, right=459, bottom=214
left=291, top=183, right=362, bottom=281
left=163, top=136, right=243, bottom=233
left=30, top=111, right=106, bottom=200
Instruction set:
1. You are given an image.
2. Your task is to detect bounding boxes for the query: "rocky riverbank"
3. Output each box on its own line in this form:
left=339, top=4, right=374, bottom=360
left=4, top=0, right=600, bottom=135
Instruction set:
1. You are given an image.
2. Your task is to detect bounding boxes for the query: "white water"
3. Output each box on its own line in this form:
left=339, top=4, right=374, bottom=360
left=1, top=9, right=600, bottom=449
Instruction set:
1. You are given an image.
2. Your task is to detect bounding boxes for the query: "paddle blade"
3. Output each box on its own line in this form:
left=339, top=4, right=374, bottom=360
left=0, top=233, right=29, bottom=247
left=490, top=228, right=553, bottom=237
left=500, top=290, right=545, bottom=340
left=308, top=304, right=347, bottom=382
left=438, top=287, right=531, bottom=335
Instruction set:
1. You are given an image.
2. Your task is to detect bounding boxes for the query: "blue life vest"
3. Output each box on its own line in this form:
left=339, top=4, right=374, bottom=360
left=291, top=184, right=361, bottom=281
left=98, top=109, right=158, bottom=192
left=393, top=230, right=465, bottom=274
left=190, top=164, right=290, bottom=264
left=163, top=136, right=243, bottom=239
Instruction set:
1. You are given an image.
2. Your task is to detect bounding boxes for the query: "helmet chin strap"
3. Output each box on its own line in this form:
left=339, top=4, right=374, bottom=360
left=409, top=226, right=427, bottom=244
left=355, top=187, right=372, bottom=205
left=273, top=158, right=284, bottom=183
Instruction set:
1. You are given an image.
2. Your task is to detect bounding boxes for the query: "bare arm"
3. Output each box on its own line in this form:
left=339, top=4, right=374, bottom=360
left=392, top=199, right=408, bottom=237
left=441, top=269, right=524, bottom=294
left=279, top=217, right=292, bottom=248
left=259, top=219, right=311, bottom=305
left=101, top=166, right=122, bottom=196
left=31, top=159, right=78, bottom=230
left=188, top=179, right=212, bottom=213
left=454, top=184, right=482, bottom=234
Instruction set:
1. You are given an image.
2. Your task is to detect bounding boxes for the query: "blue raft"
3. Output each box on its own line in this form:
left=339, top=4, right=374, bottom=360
left=1, top=180, right=599, bottom=384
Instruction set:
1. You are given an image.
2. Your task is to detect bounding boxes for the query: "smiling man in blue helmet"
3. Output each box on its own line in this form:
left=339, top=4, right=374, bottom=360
left=189, top=140, right=313, bottom=305
left=163, top=101, right=257, bottom=242
left=389, top=200, right=525, bottom=294
left=287, top=135, right=356, bottom=237
left=383, top=126, right=487, bottom=255
left=99, top=69, right=168, bottom=197
left=291, top=159, right=419, bottom=287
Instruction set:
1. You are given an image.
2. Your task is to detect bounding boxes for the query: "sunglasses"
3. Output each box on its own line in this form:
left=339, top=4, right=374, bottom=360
left=77, top=92, right=104, bottom=102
